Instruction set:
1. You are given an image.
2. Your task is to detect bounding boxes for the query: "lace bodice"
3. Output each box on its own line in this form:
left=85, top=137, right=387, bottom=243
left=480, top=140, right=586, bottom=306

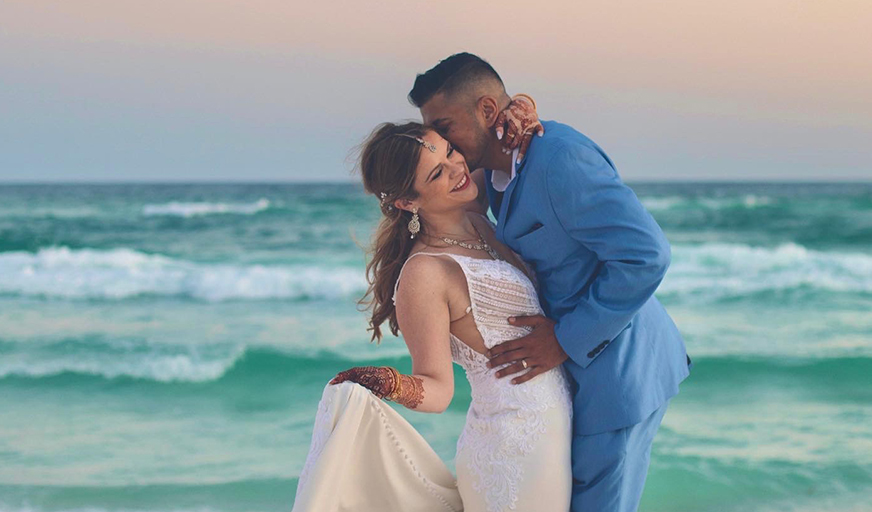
left=394, top=253, right=538, bottom=360
left=393, top=251, right=572, bottom=512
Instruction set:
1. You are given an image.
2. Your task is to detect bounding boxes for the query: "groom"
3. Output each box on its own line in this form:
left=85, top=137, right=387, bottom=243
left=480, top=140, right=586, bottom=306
left=409, top=53, right=691, bottom=511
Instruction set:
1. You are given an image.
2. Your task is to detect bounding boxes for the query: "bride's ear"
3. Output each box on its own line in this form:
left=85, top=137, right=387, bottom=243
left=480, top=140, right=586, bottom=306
left=394, top=198, right=416, bottom=213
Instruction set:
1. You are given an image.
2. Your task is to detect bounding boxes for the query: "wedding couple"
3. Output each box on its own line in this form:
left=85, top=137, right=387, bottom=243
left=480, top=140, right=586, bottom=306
left=293, top=52, right=691, bottom=512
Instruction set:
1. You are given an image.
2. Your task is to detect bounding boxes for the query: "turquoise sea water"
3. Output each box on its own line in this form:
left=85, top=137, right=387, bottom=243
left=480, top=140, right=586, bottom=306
left=1, top=182, right=870, bottom=512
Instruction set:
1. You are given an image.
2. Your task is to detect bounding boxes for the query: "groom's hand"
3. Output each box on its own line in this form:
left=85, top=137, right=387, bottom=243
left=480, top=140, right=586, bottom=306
left=486, top=315, right=568, bottom=384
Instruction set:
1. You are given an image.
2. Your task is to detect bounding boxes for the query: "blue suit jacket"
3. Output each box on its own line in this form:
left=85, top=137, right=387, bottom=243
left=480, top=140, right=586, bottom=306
left=485, top=121, right=690, bottom=435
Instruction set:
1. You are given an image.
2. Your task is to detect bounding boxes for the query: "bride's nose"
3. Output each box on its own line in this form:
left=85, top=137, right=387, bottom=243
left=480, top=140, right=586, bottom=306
left=448, top=162, right=465, bottom=179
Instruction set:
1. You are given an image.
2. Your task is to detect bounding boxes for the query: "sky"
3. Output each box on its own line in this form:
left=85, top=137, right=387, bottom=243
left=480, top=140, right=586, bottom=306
left=0, top=0, right=870, bottom=182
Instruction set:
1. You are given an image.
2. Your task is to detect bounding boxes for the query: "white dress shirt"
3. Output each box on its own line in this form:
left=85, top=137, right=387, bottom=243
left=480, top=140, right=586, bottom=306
left=490, top=148, right=520, bottom=193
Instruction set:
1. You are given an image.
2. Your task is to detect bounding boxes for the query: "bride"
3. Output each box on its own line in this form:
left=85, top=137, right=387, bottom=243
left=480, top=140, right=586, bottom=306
left=293, top=114, right=572, bottom=511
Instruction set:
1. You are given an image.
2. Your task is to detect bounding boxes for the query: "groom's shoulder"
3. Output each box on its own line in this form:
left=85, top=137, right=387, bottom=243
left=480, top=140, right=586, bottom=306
left=530, top=121, right=616, bottom=175
left=533, top=121, right=609, bottom=161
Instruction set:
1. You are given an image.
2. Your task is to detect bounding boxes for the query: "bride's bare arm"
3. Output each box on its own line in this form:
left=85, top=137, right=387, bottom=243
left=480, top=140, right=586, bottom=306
left=331, top=256, right=455, bottom=413
left=391, top=256, right=455, bottom=413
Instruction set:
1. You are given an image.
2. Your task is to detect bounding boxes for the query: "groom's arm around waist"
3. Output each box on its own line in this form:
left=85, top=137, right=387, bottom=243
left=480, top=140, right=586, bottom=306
left=545, top=142, right=670, bottom=369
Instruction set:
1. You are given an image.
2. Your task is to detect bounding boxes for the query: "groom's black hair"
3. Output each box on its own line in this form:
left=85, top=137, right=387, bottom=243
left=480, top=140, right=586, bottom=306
left=408, top=52, right=504, bottom=107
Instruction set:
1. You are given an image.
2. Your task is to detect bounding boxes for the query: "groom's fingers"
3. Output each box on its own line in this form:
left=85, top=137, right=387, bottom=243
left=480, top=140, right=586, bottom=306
left=507, top=314, right=546, bottom=327
left=511, top=366, right=544, bottom=385
left=487, top=336, right=534, bottom=367
left=487, top=336, right=525, bottom=360
left=487, top=346, right=530, bottom=370
left=495, top=360, right=531, bottom=378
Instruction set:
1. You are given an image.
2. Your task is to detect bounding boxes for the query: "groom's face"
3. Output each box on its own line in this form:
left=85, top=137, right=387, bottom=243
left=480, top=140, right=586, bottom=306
left=420, top=93, right=490, bottom=171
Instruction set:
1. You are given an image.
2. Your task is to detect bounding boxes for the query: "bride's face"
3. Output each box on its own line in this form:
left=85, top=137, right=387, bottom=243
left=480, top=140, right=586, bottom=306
left=399, top=130, right=478, bottom=216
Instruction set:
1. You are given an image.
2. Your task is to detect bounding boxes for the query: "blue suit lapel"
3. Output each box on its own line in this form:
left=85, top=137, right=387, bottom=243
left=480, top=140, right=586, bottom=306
left=496, top=172, right=520, bottom=242
left=494, top=152, right=529, bottom=242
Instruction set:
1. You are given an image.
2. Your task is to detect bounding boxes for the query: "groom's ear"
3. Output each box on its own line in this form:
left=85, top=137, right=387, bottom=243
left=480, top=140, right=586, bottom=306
left=478, top=96, right=500, bottom=128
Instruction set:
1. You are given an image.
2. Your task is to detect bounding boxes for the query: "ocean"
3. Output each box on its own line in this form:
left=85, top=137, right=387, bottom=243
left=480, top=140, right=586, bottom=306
left=0, top=182, right=870, bottom=512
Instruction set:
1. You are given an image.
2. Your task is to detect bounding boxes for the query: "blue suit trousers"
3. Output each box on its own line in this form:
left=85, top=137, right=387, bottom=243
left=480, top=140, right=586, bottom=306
left=570, top=399, right=670, bottom=512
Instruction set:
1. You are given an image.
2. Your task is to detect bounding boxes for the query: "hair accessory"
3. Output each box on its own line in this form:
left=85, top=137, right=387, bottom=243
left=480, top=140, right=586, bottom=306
left=378, top=192, right=394, bottom=212
left=395, top=133, right=437, bottom=153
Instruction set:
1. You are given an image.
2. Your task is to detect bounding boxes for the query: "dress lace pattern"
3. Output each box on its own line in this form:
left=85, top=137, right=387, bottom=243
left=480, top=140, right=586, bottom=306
left=394, top=251, right=572, bottom=512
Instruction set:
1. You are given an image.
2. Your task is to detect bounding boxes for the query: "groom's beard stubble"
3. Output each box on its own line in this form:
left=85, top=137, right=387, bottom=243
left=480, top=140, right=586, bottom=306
left=468, top=126, right=495, bottom=172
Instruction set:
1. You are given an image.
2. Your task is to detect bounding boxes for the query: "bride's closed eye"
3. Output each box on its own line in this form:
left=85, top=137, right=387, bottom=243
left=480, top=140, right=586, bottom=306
left=431, top=145, right=455, bottom=181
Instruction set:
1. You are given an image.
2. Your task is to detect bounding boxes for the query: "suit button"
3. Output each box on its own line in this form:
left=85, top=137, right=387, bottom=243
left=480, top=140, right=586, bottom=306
left=589, top=340, right=612, bottom=358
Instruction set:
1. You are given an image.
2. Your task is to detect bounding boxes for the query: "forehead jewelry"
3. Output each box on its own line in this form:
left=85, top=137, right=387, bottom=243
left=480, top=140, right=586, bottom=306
left=395, top=133, right=437, bottom=153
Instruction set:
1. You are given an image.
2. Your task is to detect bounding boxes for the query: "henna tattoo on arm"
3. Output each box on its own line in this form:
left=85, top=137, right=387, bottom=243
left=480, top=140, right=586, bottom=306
left=330, top=366, right=424, bottom=409
left=395, top=374, right=425, bottom=409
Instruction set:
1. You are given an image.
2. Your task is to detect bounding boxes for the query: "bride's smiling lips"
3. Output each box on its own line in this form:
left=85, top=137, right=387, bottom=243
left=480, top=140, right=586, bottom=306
left=451, top=173, right=471, bottom=192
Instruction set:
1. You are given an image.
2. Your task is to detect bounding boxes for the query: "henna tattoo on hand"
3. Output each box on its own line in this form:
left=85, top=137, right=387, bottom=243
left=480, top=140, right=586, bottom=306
left=330, top=366, right=425, bottom=409
left=499, top=96, right=543, bottom=150
left=329, top=366, right=395, bottom=399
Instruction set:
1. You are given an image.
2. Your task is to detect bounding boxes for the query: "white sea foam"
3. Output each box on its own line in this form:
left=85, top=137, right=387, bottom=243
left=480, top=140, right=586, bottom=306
left=0, top=344, right=246, bottom=382
left=141, top=198, right=271, bottom=217
left=0, top=246, right=366, bottom=301
left=660, top=242, right=872, bottom=300
left=640, top=197, right=685, bottom=210
left=0, top=506, right=227, bottom=512
left=641, top=195, right=773, bottom=211
left=2, top=243, right=869, bottom=303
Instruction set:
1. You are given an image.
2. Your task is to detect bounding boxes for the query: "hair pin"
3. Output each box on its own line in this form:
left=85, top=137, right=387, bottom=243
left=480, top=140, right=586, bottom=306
left=379, top=192, right=394, bottom=212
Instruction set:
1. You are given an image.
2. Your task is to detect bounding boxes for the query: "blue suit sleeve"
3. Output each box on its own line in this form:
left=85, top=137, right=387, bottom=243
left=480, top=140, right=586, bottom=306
left=545, top=143, right=671, bottom=369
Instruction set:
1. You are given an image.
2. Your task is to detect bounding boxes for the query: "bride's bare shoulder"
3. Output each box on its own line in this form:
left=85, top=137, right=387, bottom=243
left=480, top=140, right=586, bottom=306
left=396, top=251, right=455, bottom=297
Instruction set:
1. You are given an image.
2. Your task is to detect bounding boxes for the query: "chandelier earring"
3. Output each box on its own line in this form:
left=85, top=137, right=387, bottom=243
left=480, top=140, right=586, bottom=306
left=408, top=207, right=420, bottom=239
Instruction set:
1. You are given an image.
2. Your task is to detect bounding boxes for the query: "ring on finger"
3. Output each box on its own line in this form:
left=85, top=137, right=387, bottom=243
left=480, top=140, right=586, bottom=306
left=521, top=359, right=528, bottom=369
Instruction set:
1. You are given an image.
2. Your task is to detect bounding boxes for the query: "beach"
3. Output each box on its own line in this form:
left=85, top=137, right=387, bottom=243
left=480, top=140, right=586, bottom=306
left=1, top=181, right=870, bottom=512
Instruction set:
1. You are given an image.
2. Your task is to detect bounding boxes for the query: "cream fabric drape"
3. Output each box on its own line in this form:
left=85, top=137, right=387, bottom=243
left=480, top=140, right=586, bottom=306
left=292, top=381, right=463, bottom=512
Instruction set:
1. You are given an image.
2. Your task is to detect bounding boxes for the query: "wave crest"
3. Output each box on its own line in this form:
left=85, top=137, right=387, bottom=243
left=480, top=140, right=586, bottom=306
left=0, top=246, right=366, bottom=301
left=641, top=195, right=773, bottom=211
left=141, top=198, right=271, bottom=217
left=661, top=242, right=872, bottom=300
left=0, top=337, right=248, bottom=382
left=3, top=242, right=869, bottom=303
left=0, top=340, right=400, bottom=384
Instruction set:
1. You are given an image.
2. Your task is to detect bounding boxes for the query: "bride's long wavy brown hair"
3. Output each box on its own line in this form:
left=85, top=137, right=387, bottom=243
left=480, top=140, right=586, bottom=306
left=356, top=121, right=430, bottom=342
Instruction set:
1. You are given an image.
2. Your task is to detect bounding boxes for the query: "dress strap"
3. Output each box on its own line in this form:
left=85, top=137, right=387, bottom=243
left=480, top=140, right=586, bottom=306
left=392, top=253, right=473, bottom=317
left=392, top=252, right=470, bottom=308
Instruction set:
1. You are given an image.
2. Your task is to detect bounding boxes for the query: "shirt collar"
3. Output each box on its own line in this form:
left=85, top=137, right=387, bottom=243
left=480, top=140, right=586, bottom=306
left=490, top=148, right=521, bottom=193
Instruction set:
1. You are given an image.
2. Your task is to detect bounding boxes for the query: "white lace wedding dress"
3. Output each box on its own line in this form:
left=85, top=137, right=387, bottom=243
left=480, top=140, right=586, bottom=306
left=292, top=252, right=573, bottom=512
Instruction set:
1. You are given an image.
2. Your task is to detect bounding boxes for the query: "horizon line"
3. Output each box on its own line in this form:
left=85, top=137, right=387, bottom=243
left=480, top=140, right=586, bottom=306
left=1, top=177, right=871, bottom=186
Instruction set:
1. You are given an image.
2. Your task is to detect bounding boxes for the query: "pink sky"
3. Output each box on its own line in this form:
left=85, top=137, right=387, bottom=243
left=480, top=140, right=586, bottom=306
left=1, top=0, right=870, bottom=181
